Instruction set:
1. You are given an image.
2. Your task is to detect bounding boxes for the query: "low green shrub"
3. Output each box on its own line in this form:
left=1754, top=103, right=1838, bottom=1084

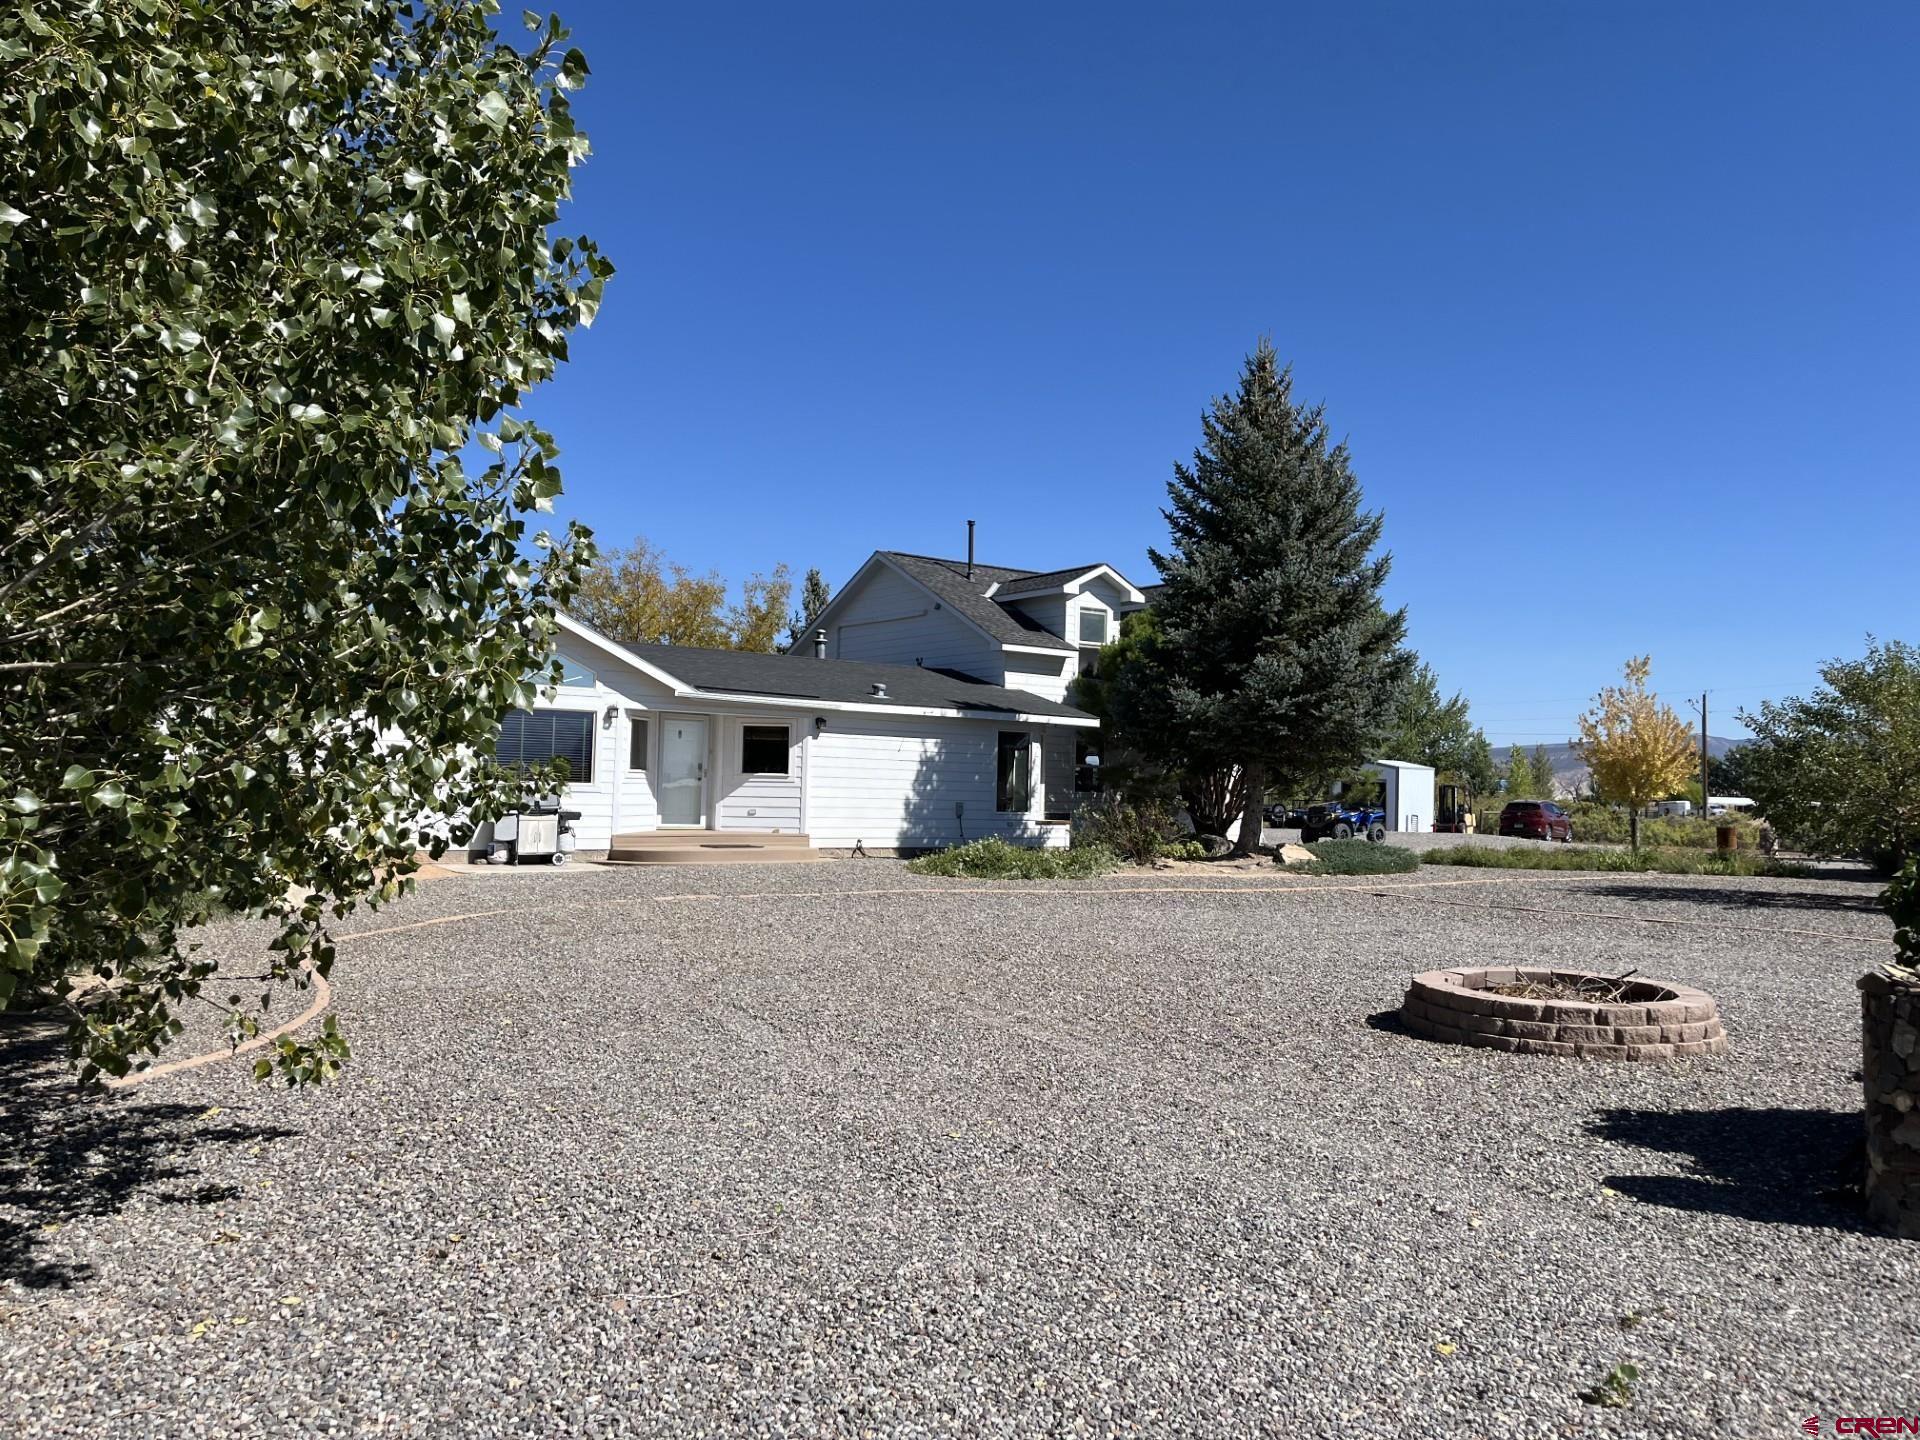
left=1294, top=839, right=1420, bottom=875
left=1072, top=793, right=1179, bottom=864
left=1155, top=838, right=1212, bottom=861
left=907, top=837, right=1121, bottom=880
left=1478, top=800, right=1765, bottom=849
left=1421, top=845, right=1812, bottom=877
left=1560, top=803, right=1764, bottom=850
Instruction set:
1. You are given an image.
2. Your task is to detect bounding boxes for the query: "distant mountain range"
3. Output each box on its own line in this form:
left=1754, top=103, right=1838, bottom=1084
left=1490, top=737, right=1745, bottom=796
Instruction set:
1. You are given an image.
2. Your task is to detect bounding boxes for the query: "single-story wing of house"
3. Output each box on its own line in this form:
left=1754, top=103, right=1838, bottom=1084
left=477, top=612, right=1099, bottom=859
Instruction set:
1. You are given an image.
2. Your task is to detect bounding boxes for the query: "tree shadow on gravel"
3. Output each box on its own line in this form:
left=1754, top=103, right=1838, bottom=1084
left=0, top=1012, right=299, bottom=1290
left=1588, top=1106, right=1868, bottom=1231
left=1577, top=882, right=1886, bottom=915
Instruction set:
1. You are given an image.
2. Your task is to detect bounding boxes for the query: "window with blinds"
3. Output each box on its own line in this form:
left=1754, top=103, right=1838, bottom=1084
left=495, top=709, right=594, bottom=783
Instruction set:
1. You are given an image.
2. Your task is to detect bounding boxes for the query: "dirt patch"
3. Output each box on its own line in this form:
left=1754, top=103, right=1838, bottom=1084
left=1147, top=855, right=1286, bottom=878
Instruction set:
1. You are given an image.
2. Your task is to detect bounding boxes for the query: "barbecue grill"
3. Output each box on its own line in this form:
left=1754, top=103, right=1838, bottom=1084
left=489, top=799, right=581, bottom=865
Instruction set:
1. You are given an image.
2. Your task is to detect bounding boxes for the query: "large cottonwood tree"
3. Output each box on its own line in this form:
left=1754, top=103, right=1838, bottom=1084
left=0, top=0, right=609, bottom=1081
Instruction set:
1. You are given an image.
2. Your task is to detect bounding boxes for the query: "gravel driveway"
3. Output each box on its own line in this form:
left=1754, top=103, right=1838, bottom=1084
left=2, top=860, right=1907, bottom=1437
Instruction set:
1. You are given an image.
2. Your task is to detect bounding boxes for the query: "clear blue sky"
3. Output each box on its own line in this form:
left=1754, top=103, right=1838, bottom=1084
left=528, top=1, right=1916, bottom=746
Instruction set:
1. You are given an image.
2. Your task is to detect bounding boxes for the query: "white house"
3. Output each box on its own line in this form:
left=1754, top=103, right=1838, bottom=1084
left=792, top=545, right=1153, bottom=811
left=483, top=612, right=1098, bottom=859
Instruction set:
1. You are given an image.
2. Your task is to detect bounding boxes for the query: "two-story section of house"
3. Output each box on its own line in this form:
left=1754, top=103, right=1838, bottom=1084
left=794, top=545, right=1155, bottom=814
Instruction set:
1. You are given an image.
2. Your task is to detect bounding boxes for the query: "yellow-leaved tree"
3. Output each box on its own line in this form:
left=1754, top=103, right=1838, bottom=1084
left=573, top=535, right=792, bottom=652
left=1573, top=656, right=1698, bottom=849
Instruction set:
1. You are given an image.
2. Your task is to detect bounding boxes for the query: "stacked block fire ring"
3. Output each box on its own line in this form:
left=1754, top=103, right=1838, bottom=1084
left=1401, top=966, right=1727, bottom=1060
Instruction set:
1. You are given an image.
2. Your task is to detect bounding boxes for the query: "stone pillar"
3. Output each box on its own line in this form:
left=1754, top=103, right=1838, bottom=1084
left=1860, top=964, right=1920, bottom=1239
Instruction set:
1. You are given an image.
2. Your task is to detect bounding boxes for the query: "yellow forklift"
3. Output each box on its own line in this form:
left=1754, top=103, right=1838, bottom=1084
left=1433, top=779, right=1476, bottom=834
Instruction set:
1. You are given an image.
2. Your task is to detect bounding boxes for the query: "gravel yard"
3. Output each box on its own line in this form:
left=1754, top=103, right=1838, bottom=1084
left=3, top=860, right=1910, bottom=1437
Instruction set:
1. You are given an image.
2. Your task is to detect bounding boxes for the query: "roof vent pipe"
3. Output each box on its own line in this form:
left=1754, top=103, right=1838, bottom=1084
left=966, top=519, right=975, bottom=581
left=870, top=681, right=888, bottom=698
left=813, top=628, right=827, bottom=660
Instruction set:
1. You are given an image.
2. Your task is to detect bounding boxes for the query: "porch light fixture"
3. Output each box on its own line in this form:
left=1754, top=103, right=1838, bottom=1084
left=602, top=704, right=618, bottom=730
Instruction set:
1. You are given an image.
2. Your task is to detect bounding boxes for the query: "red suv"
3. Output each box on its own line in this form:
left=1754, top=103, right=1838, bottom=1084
left=1499, top=800, right=1574, bottom=842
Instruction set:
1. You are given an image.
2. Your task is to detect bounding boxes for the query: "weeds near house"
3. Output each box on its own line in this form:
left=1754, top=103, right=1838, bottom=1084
left=1289, top=840, right=1420, bottom=875
left=907, top=838, right=1120, bottom=880
left=1422, top=846, right=1813, bottom=878
left=1071, top=794, right=1187, bottom=864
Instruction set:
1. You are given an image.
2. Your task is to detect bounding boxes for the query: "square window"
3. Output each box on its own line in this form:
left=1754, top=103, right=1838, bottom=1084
left=996, top=731, right=1031, bottom=812
left=494, top=708, right=593, bottom=784
left=1079, top=609, right=1108, bottom=645
left=740, top=724, right=790, bottom=775
left=628, top=716, right=649, bottom=771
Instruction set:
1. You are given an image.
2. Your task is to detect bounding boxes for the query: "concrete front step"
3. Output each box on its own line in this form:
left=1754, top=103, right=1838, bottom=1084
left=605, top=831, right=821, bottom=865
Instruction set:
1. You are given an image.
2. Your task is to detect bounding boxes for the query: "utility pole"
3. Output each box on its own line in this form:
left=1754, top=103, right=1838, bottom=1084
left=1700, top=691, right=1710, bottom=813
left=1686, top=691, right=1711, bottom=815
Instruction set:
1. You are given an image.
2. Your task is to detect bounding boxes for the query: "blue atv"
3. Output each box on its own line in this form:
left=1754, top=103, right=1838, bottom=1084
left=1298, top=800, right=1389, bottom=844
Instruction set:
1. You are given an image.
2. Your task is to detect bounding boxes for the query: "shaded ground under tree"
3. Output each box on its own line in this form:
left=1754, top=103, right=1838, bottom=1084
left=0, top=1013, right=298, bottom=1290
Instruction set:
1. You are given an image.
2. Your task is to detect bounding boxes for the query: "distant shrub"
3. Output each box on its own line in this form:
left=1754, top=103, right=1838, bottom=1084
left=1156, top=838, right=1212, bottom=861
left=1421, top=845, right=1811, bottom=878
left=1473, top=800, right=1764, bottom=850
left=1562, top=802, right=1630, bottom=844
left=1072, top=793, right=1179, bottom=864
left=908, top=837, right=1120, bottom=880
left=1296, top=839, right=1420, bottom=875
left=1562, top=803, right=1763, bottom=850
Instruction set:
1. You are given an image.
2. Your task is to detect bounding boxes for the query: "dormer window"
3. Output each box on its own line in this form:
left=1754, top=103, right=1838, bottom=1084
left=1078, top=609, right=1109, bottom=645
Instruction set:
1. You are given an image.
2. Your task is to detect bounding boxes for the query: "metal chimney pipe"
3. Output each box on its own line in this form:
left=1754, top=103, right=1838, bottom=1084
left=812, top=628, right=827, bottom=660
left=966, top=519, right=975, bottom=580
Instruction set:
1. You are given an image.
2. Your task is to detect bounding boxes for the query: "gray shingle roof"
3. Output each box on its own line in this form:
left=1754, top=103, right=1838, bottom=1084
left=876, top=552, right=1078, bottom=652
left=622, top=642, right=1095, bottom=722
left=990, top=563, right=1130, bottom=595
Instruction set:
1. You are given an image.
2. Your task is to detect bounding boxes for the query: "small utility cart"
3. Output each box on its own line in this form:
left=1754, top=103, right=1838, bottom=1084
left=487, top=799, right=582, bottom=865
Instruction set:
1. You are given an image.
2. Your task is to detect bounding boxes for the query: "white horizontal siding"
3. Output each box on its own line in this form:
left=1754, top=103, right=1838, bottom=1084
left=1001, top=651, right=1075, bottom=705
left=714, top=716, right=804, bottom=832
left=616, top=710, right=661, bottom=835
left=484, top=633, right=682, bottom=850
left=1005, top=594, right=1069, bottom=642
left=804, top=714, right=1069, bottom=850
left=830, top=564, right=1002, bottom=678
left=1040, top=726, right=1079, bottom=818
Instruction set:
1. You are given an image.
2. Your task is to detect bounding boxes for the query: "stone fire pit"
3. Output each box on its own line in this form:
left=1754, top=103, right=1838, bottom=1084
left=1402, top=966, right=1727, bottom=1060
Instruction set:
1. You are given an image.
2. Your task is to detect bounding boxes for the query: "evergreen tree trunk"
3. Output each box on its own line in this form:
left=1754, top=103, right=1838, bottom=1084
left=1180, top=766, right=1245, bottom=837
left=1237, top=760, right=1267, bottom=855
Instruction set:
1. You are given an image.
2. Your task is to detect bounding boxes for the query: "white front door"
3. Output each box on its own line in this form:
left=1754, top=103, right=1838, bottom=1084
left=658, top=715, right=708, bottom=827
